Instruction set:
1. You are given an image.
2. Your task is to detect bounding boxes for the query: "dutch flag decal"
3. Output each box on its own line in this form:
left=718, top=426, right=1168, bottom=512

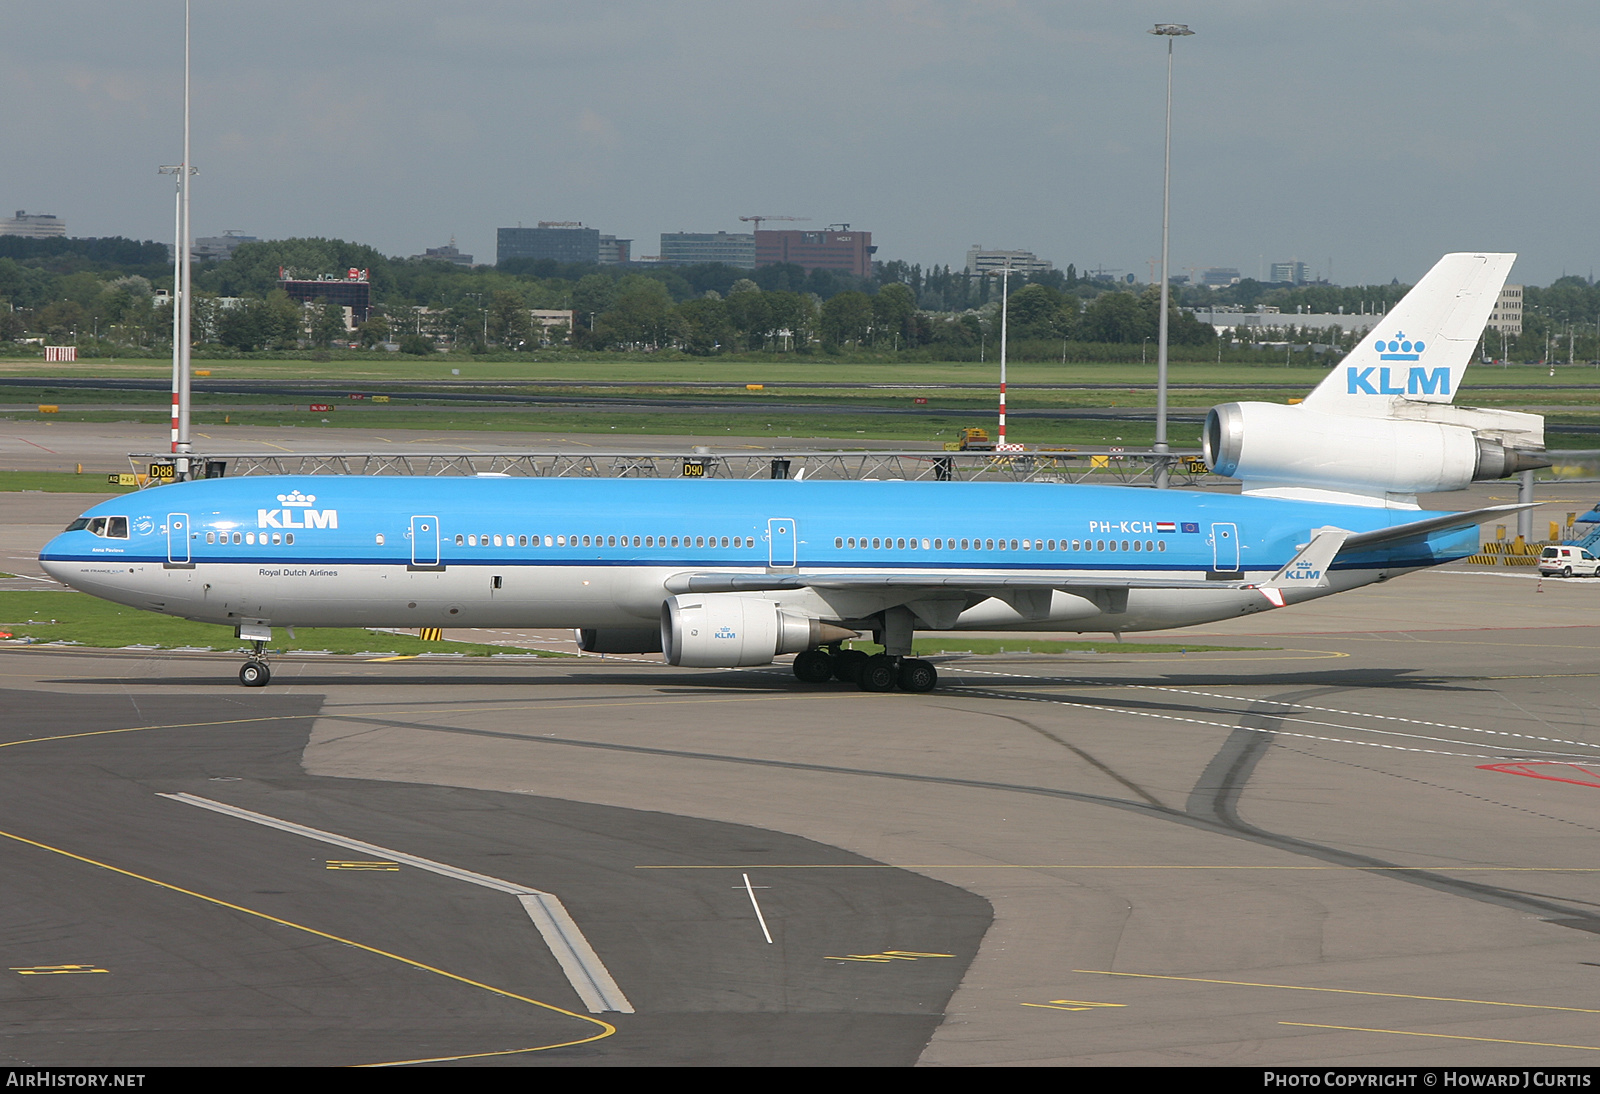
left=1156, top=521, right=1177, bottom=533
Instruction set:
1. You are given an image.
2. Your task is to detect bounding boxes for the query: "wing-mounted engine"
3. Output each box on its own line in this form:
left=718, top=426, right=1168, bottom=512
left=661, top=594, right=855, bottom=667
left=1202, top=251, right=1548, bottom=507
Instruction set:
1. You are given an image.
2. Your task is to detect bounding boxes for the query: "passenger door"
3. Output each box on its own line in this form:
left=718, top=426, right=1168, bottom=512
left=768, top=518, right=796, bottom=569
left=1210, top=523, right=1239, bottom=572
left=166, top=512, right=191, bottom=567
left=410, top=515, right=440, bottom=569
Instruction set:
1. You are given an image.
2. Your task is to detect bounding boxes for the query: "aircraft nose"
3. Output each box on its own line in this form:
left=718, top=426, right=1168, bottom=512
left=38, top=536, right=74, bottom=586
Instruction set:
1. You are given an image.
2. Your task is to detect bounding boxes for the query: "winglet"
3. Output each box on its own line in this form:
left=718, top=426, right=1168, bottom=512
left=1254, top=525, right=1352, bottom=607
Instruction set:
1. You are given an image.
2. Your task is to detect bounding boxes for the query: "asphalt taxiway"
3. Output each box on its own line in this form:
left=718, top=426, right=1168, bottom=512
left=5, top=569, right=1600, bottom=1066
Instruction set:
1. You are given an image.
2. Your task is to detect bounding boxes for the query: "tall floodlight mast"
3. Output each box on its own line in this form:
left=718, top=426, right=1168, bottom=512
left=1149, top=22, right=1193, bottom=489
left=157, top=163, right=185, bottom=453
left=174, top=0, right=195, bottom=479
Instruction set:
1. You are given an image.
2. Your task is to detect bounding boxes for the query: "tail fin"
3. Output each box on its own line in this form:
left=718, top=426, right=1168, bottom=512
left=1302, top=252, right=1515, bottom=414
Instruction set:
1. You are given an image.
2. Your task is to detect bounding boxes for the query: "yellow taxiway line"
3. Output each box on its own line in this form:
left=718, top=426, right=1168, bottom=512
left=0, top=825, right=616, bottom=1065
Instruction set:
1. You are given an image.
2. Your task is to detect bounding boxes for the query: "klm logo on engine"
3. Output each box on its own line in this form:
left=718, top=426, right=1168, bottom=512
left=258, top=489, right=338, bottom=530
left=714, top=625, right=737, bottom=640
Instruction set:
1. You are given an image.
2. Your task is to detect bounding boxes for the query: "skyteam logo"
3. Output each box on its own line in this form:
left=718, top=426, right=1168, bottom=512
left=258, top=489, right=338, bottom=530
left=1347, top=332, right=1450, bottom=397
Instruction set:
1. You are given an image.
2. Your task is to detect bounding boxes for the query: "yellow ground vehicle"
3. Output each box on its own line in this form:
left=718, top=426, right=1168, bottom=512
left=943, top=427, right=995, bottom=452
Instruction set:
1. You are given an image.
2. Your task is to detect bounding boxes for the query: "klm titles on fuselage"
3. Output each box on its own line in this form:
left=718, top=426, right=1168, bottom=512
left=256, top=491, right=338, bottom=530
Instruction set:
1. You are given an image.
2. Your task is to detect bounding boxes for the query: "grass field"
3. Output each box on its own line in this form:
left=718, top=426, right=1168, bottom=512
left=0, top=471, right=140, bottom=493
left=0, top=354, right=1336, bottom=385
left=0, top=591, right=572, bottom=656
left=1, top=354, right=1591, bottom=450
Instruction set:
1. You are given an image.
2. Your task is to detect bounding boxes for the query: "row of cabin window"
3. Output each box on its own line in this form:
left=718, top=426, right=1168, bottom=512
left=833, top=536, right=1168, bottom=553
left=453, top=533, right=758, bottom=549
left=207, top=531, right=295, bottom=545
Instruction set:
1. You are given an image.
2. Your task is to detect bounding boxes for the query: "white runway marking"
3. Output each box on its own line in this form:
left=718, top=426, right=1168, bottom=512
left=160, top=792, right=633, bottom=1014
left=742, top=872, right=773, bottom=944
left=944, top=667, right=1600, bottom=760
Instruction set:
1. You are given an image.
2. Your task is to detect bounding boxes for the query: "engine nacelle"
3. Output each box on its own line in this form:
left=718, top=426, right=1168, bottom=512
left=662, top=594, right=839, bottom=667
left=1204, top=401, right=1547, bottom=497
left=576, top=628, right=662, bottom=654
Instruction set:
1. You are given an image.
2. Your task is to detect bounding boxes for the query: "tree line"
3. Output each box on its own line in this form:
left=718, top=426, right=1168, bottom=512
left=1, top=234, right=1596, bottom=362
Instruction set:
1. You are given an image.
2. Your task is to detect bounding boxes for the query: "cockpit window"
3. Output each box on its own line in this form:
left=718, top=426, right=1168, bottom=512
left=79, top=516, right=129, bottom=539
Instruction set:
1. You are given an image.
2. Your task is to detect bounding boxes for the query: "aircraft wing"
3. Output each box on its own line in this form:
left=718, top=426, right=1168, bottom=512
left=668, top=502, right=1532, bottom=601
left=663, top=572, right=1252, bottom=594
left=1337, top=502, right=1536, bottom=552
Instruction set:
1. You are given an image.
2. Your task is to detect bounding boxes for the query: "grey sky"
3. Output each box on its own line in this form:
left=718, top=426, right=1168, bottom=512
left=4, top=1, right=1596, bottom=287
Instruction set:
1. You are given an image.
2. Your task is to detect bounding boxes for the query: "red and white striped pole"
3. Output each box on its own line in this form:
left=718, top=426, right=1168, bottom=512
left=998, top=264, right=1011, bottom=448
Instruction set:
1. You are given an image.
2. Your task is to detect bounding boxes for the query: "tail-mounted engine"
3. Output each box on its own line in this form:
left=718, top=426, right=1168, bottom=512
left=1203, top=401, right=1549, bottom=500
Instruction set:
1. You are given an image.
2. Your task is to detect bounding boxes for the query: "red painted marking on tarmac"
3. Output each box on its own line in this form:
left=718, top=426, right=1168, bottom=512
left=17, top=438, right=57, bottom=453
left=1478, top=762, right=1600, bottom=789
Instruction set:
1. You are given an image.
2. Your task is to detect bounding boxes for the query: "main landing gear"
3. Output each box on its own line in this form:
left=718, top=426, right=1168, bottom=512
left=791, top=647, right=938, bottom=693
left=239, top=641, right=270, bottom=687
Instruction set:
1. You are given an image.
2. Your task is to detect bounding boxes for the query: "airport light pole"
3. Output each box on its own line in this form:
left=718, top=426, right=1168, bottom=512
left=158, top=163, right=184, bottom=447
left=172, top=0, right=195, bottom=479
left=1149, top=22, right=1193, bottom=489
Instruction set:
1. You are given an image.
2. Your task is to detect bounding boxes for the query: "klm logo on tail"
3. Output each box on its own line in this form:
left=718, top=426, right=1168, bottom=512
left=1348, top=335, right=1448, bottom=395
left=1376, top=332, right=1425, bottom=361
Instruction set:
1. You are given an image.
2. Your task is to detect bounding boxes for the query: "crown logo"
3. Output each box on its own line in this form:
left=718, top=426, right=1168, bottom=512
left=1375, top=331, right=1424, bottom=361
left=277, top=490, right=317, bottom=507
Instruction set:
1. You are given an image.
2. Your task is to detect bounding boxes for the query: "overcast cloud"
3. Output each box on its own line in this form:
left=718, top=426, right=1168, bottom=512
left=3, top=1, right=1596, bottom=286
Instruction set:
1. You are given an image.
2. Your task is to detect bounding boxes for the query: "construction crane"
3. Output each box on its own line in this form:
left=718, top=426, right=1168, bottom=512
left=739, top=215, right=809, bottom=232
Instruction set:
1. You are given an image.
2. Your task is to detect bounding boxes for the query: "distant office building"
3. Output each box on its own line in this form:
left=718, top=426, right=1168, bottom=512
left=410, top=237, right=474, bottom=266
left=598, top=235, right=631, bottom=265
left=193, top=230, right=258, bottom=262
left=1191, top=304, right=1377, bottom=336
left=1269, top=260, right=1310, bottom=285
left=1487, top=284, right=1523, bottom=335
left=277, top=267, right=372, bottom=322
left=497, top=221, right=601, bottom=266
left=531, top=309, right=575, bottom=343
left=660, top=232, right=757, bottom=268
left=755, top=227, right=874, bottom=277
left=1200, top=267, right=1242, bottom=288
left=0, top=210, right=66, bottom=239
left=964, top=246, right=1053, bottom=276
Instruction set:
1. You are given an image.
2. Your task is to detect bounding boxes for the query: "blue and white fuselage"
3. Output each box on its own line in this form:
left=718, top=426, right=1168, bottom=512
left=39, top=475, right=1477, bottom=638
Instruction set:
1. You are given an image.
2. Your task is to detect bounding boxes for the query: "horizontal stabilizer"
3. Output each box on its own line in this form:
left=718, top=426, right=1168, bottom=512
left=1262, top=526, right=1351, bottom=591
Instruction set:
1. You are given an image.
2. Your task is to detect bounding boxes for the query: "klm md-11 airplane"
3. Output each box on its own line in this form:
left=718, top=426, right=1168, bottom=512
left=40, top=253, right=1545, bottom=692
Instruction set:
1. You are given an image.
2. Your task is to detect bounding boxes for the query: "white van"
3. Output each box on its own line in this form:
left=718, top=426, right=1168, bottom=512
left=1539, top=545, right=1600, bottom=577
